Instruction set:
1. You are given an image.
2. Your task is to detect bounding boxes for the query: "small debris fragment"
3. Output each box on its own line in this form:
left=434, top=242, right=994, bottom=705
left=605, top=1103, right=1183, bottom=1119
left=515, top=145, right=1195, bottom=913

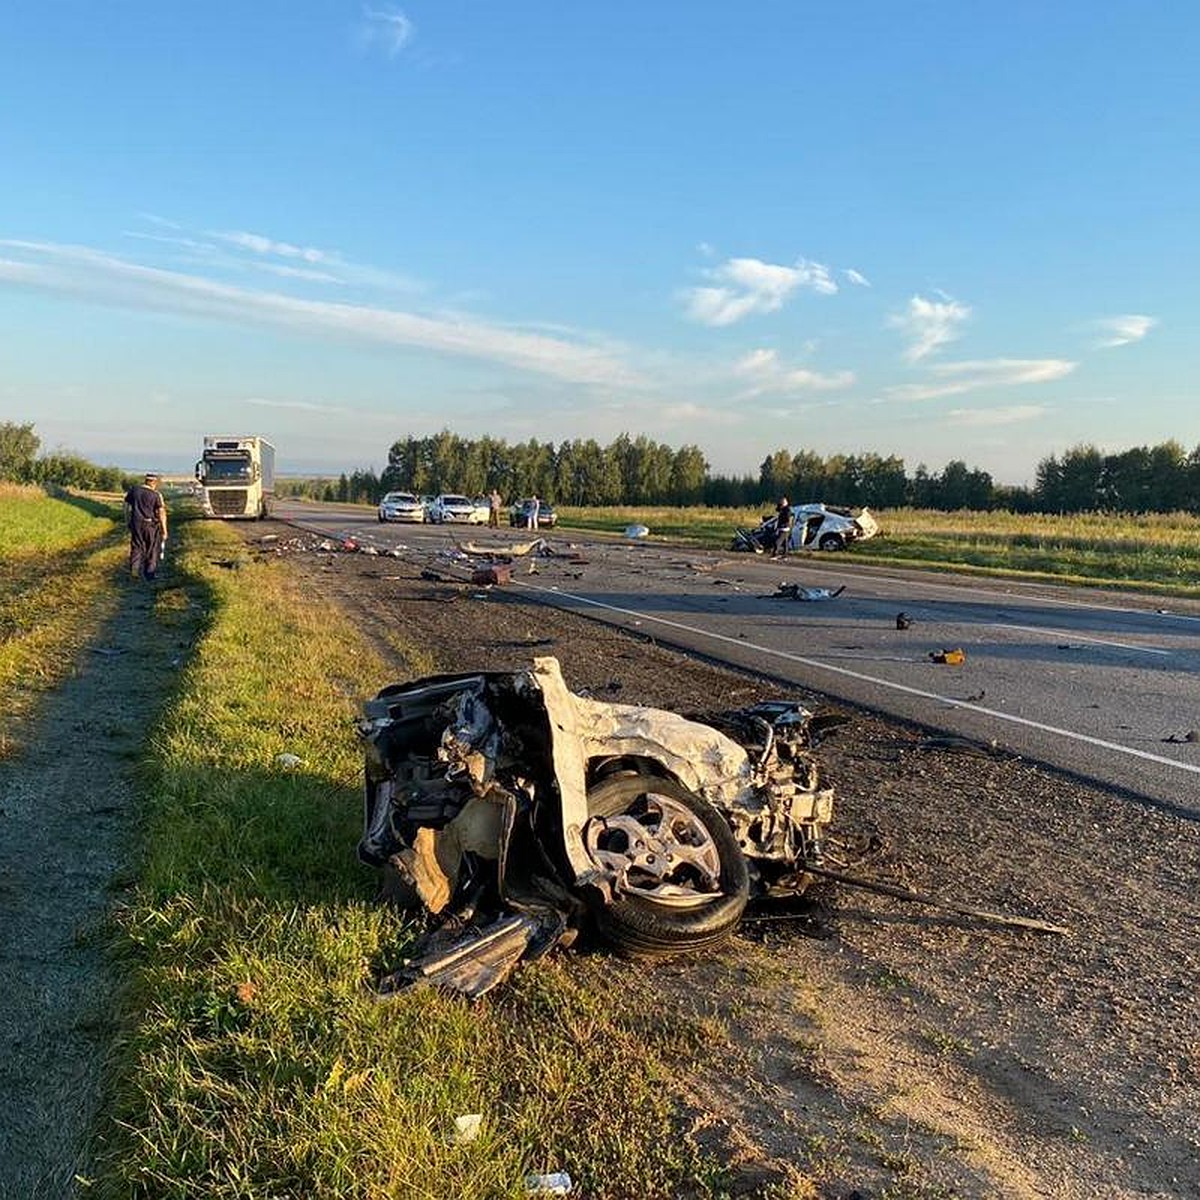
left=896, top=612, right=913, bottom=630
left=471, top=565, right=512, bottom=586
left=624, top=524, right=650, bottom=539
left=929, top=648, right=966, bottom=665
left=451, top=1113, right=483, bottom=1144
left=91, top=647, right=125, bottom=657
left=1161, top=730, right=1200, bottom=744
left=276, top=753, right=304, bottom=769
left=526, top=1172, right=573, bottom=1195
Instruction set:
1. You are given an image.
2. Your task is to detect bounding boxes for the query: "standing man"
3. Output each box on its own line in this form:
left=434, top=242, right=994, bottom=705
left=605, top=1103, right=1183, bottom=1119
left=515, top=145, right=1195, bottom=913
left=488, top=487, right=503, bottom=528
left=526, top=493, right=541, bottom=530
left=773, top=495, right=793, bottom=559
left=124, top=472, right=168, bottom=582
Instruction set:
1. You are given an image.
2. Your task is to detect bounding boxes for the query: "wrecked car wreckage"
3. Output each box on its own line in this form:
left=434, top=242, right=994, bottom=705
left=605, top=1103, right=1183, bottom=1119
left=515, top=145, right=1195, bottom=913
left=358, top=657, right=835, bottom=996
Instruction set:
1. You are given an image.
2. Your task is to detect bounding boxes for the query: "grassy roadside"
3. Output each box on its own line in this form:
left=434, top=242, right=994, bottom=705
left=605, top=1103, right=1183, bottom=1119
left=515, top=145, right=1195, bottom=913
left=0, top=485, right=126, bottom=753
left=91, top=518, right=731, bottom=1199
left=559, top=504, right=1200, bottom=596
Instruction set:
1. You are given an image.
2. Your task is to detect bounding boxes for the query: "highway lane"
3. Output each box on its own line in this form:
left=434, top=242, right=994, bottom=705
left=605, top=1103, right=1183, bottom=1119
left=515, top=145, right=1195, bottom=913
left=273, top=501, right=1200, bottom=813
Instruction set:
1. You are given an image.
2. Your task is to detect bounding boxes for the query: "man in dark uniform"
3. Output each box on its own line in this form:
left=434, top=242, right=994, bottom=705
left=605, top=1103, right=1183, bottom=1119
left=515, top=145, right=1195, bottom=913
left=773, top=495, right=794, bottom=558
left=124, top=472, right=169, bottom=582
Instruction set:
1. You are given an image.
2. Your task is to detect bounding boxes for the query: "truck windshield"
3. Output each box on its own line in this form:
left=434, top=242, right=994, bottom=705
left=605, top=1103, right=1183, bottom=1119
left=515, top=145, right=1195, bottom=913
left=204, top=458, right=252, bottom=482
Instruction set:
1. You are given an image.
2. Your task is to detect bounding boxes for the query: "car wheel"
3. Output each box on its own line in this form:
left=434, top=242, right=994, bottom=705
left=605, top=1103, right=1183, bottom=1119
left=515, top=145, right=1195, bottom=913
left=582, top=775, right=749, bottom=958
left=818, top=532, right=845, bottom=551
left=378, top=514, right=385, bottom=523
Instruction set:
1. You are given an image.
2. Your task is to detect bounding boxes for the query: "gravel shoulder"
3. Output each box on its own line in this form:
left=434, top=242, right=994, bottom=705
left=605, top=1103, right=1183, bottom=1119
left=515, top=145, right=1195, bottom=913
left=262, top=523, right=1200, bottom=1199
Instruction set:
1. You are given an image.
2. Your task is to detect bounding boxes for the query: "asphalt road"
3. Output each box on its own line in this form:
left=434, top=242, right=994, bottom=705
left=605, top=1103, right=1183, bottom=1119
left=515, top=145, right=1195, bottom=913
left=273, top=501, right=1200, bottom=815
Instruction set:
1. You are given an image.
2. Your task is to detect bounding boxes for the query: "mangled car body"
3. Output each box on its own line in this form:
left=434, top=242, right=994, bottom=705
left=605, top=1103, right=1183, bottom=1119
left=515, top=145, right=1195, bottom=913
left=358, top=657, right=834, bottom=994
left=732, top=503, right=880, bottom=553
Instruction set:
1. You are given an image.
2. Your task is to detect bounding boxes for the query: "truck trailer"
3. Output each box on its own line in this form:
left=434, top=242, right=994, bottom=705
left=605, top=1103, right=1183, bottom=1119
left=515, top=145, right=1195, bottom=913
left=195, top=436, right=275, bottom=519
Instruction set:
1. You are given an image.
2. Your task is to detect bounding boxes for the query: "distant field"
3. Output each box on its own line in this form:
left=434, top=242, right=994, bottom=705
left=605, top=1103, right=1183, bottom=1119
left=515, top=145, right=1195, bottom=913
left=559, top=504, right=1200, bottom=595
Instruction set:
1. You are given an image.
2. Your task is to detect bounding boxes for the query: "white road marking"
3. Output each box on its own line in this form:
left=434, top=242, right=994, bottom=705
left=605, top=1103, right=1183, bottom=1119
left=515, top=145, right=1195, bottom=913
left=517, top=581, right=1200, bottom=778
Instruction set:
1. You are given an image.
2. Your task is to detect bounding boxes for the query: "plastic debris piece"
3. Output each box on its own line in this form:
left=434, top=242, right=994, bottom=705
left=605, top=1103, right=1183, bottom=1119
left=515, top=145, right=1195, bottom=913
left=526, top=1172, right=573, bottom=1195
left=471, top=565, right=512, bottom=586
left=896, top=612, right=912, bottom=630
left=929, top=648, right=966, bottom=665
left=624, top=524, right=650, bottom=539
left=276, top=753, right=304, bottom=769
left=451, top=1113, right=483, bottom=1144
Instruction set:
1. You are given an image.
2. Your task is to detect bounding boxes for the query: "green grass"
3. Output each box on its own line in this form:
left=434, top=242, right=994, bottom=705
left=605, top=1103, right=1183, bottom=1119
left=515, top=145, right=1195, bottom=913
left=0, top=482, right=117, bottom=558
left=0, top=486, right=127, bottom=752
left=90, top=518, right=728, bottom=1199
left=558, top=504, right=1200, bottom=595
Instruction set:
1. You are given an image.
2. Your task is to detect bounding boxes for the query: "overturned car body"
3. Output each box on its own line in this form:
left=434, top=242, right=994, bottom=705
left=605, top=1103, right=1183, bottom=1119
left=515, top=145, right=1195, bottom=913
left=358, top=658, right=834, bottom=995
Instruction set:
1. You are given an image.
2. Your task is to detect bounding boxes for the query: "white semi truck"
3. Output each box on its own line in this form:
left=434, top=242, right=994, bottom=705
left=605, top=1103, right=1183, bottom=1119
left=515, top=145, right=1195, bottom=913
left=195, top=436, right=276, bottom=519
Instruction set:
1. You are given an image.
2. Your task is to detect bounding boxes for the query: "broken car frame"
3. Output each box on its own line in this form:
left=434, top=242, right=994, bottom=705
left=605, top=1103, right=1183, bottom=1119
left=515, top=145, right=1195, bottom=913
left=357, top=656, right=835, bottom=995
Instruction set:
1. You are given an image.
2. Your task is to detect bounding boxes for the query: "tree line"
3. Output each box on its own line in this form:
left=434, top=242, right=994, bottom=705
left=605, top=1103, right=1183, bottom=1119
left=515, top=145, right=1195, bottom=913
left=8, top=418, right=1200, bottom=514
left=277, top=430, right=1200, bottom=514
left=0, top=422, right=135, bottom=492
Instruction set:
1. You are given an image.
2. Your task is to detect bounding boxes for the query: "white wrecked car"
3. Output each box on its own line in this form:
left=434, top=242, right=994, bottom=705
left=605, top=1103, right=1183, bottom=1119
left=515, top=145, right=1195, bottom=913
left=732, top=503, right=880, bottom=553
left=358, top=657, right=835, bottom=994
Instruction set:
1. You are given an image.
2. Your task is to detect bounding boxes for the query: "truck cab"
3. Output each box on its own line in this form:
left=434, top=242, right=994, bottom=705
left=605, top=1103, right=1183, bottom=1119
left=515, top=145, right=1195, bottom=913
left=196, top=436, right=275, bottom=519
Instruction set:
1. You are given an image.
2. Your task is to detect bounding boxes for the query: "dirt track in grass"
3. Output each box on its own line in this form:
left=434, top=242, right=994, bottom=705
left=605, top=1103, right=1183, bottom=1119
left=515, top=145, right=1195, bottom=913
left=256, top=521, right=1199, bottom=1200
left=0, top=573, right=195, bottom=1198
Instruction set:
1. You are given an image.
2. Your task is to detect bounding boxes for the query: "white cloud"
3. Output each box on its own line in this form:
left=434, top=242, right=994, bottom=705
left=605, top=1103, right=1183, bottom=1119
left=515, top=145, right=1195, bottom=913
left=733, top=347, right=855, bottom=396
left=0, top=240, right=638, bottom=388
left=1094, top=313, right=1156, bottom=348
left=843, top=267, right=871, bottom=287
left=884, top=357, right=1075, bottom=401
left=659, top=402, right=739, bottom=425
left=946, top=405, right=1046, bottom=427
left=361, top=6, right=414, bottom=57
left=245, top=397, right=348, bottom=415
left=683, top=255, right=837, bottom=326
left=210, top=230, right=331, bottom=264
left=888, top=293, right=971, bottom=362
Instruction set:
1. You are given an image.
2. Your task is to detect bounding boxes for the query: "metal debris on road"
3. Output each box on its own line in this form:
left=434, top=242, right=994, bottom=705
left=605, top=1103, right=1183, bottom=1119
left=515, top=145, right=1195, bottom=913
left=929, top=648, right=967, bottom=664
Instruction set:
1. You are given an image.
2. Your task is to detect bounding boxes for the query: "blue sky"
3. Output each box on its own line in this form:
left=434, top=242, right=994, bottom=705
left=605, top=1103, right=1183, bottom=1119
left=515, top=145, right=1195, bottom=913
left=1, top=1, right=1195, bottom=484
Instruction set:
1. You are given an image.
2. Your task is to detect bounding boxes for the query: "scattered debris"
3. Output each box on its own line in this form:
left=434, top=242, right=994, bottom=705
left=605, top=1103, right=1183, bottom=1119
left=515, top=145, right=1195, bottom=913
left=276, top=753, right=304, bottom=769
left=895, top=612, right=913, bottom=630
left=929, top=648, right=967, bottom=665
left=915, top=735, right=1000, bottom=757
left=955, top=689, right=986, bottom=703
left=762, top=583, right=845, bottom=602
left=457, top=538, right=550, bottom=558
left=420, top=568, right=447, bottom=582
left=1161, top=730, right=1200, bottom=744
left=623, top=524, right=650, bottom=539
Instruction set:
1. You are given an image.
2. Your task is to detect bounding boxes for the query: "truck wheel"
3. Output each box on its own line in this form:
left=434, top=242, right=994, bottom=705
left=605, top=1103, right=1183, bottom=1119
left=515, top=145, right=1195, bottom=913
left=582, top=775, right=749, bottom=959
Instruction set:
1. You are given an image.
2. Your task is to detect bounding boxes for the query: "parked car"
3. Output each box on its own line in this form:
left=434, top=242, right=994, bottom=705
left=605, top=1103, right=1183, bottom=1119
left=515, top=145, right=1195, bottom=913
left=731, top=503, right=879, bottom=553
left=377, top=491, right=427, bottom=523
left=471, top=496, right=492, bottom=523
left=509, top=498, right=558, bottom=528
left=429, top=493, right=487, bottom=524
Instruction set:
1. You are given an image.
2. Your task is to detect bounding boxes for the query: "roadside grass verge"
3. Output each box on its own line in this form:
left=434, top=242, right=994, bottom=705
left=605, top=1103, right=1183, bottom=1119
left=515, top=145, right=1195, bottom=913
left=560, top=505, right=1200, bottom=596
left=92, top=519, right=726, bottom=1199
left=0, top=481, right=117, bottom=557
left=0, top=487, right=126, bottom=754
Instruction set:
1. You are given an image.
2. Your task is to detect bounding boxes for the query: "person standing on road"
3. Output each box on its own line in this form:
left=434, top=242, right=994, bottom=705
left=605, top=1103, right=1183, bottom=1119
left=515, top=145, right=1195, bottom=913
left=773, top=495, right=793, bottom=559
left=488, top=488, right=503, bottom=528
left=124, top=472, right=168, bottom=582
left=526, top=493, right=541, bottom=530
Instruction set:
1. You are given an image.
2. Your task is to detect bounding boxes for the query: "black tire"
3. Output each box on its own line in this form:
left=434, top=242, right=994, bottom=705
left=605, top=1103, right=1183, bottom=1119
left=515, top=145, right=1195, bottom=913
left=818, top=532, right=845, bottom=551
left=584, top=775, right=749, bottom=959
left=378, top=514, right=385, bottom=523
